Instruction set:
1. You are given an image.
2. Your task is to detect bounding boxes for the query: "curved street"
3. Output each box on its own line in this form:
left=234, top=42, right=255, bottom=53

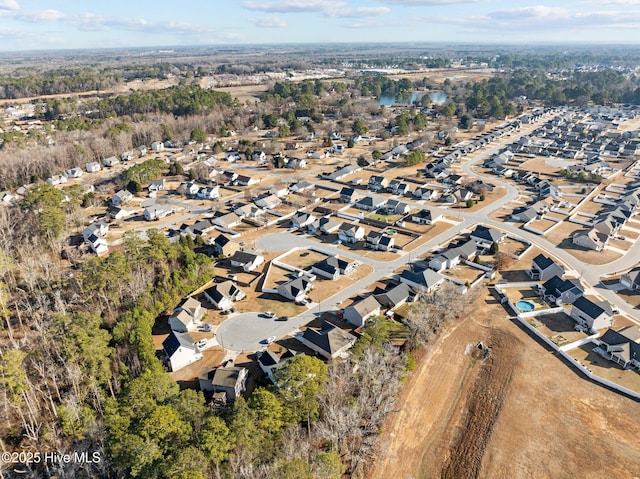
left=217, top=116, right=640, bottom=351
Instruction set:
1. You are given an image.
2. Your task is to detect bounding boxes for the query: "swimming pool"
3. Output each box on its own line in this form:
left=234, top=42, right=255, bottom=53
left=516, top=300, right=535, bottom=312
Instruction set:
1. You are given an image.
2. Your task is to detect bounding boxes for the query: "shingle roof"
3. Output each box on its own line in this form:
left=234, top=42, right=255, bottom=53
left=572, top=296, right=606, bottom=319
left=163, top=330, right=196, bottom=356
left=302, top=321, right=355, bottom=356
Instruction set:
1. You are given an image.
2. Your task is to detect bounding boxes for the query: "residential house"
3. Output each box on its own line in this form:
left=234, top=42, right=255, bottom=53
left=289, top=180, right=314, bottom=193
left=86, top=234, right=108, bottom=255
left=184, top=182, right=201, bottom=197
left=268, top=185, right=289, bottom=198
left=229, top=251, right=264, bottom=272
left=309, top=217, right=341, bottom=235
left=257, top=349, right=299, bottom=383
left=211, top=234, right=240, bottom=258
left=620, top=267, right=640, bottom=291
left=323, top=164, right=361, bottom=181
left=121, top=150, right=135, bottom=161
left=151, top=141, right=164, bottom=152
left=339, top=187, right=359, bottom=203
left=511, top=207, right=539, bottom=223
left=411, top=208, right=442, bottom=225
left=338, top=223, right=365, bottom=244
left=368, top=175, right=388, bottom=192
left=385, top=199, right=410, bottom=215
left=111, top=189, right=133, bottom=206
left=572, top=228, right=607, bottom=251
left=225, top=151, right=241, bottom=162
left=236, top=175, right=259, bottom=187
left=539, top=275, right=584, bottom=305
left=291, top=211, right=316, bottom=229
left=301, top=321, right=356, bottom=359
left=199, top=366, right=248, bottom=401
left=252, top=151, right=266, bottom=163
left=168, top=297, right=205, bottom=332
left=204, top=281, right=246, bottom=310
left=107, top=205, right=134, bottom=220
left=234, top=204, right=264, bottom=219
left=529, top=254, right=564, bottom=281
left=343, top=296, right=381, bottom=328
left=197, top=186, right=220, bottom=200
left=85, top=161, right=101, bottom=173
left=277, top=276, right=313, bottom=303
left=355, top=195, right=386, bottom=211
left=400, top=268, right=445, bottom=292
left=144, top=204, right=175, bottom=221
left=287, top=157, right=307, bottom=169
left=428, top=240, right=477, bottom=272
left=598, top=326, right=640, bottom=369
left=148, top=179, right=166, bottom=192
left=46, top=174, right=68, bottom=186
left=388, top=179, right=410, bottom=195
left=310, top=256, right=355, bottom=280
left=66, top=167, right=83, bottom=179
left=570, top=296, right=614, bottom=331
left=162, top=330, right=202, bottom=372
left=82, top=222, right=109, bottom=242
left=374, top=282, right=412, bottom=309
left=102, top=156, right=120, bottom=167
left=470, top=225, right=506, bottom=248
left=366, top=231, right=395, bottom=251
left=212, top=212, right=242, bottom=229
left=413, top=186, right=438, bottom=201
left=254, top=194, right=281, bottom=210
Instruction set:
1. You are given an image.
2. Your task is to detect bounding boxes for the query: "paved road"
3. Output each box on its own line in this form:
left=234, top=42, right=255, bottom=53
left=216, top=112, right=640, bottom=351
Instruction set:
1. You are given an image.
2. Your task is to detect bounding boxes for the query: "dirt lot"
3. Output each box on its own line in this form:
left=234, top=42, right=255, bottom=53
left=369, top=288, right=640, bottom=479
left=568, top=342, right=640, bottom=394
left=529, top=311, right=589, bottom=345
left=546, top=221, right=623, bottom=265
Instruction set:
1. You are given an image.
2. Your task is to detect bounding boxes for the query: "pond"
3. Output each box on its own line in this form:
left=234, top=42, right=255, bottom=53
left=378, top=90, right=448, bottom=107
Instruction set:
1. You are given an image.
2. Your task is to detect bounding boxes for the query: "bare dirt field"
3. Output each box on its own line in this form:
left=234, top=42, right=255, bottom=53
left=369, top=288, right=640, bottom=479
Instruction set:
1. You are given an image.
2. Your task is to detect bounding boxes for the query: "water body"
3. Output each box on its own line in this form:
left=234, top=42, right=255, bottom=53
left=378, top=91, right=448, bottom=107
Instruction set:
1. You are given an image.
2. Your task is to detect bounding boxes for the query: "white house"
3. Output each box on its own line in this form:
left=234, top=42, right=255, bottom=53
left=163, top=331, right=203, bottom=372
left=229, top=251, right=264, bottom=272
left=86, top=162, right=101, bottom=173
left=111, top=189, right=133, bottom=206
left=338, top=223, right=365, bottom=244
left=151, top=141, right=165, bottom=152
left=144, top=204, right=175, bottom=221
left=204, top=281, right=245, bottom=310
left=168, top=297, right=205, bottom=332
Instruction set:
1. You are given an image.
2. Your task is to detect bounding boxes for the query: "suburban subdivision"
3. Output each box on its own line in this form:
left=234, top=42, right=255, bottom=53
left=2, top=44, right=640, bottom=479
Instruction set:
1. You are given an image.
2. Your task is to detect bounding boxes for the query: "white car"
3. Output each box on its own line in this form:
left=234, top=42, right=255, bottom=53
left=196, top=339, right=208, bottom=349
left=265, top=336, right=277, bottom=344
left=263, top=311, right=276, bottom=318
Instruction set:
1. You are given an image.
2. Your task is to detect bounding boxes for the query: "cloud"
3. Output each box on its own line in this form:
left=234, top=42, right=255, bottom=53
left=0, top=0, right=19, bottom=11
left=242, top=0, right=343, bottom=13
left=243, top=0, right=389, bottom=18
left=14, top=9, right=66, bottom=23
left=378, top=0, right=486, bottom=4
left=248, top=16, right=287, bottom=28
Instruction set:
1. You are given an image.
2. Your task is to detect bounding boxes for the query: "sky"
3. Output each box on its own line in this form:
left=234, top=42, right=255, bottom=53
left=1, top=0, right=640, bottom=51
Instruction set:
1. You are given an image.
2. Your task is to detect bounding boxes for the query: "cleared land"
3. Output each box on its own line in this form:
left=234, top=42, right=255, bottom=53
left=369, top=289, right=640, bottom=479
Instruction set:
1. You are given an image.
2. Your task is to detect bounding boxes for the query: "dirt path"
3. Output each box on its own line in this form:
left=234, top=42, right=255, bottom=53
left=369, top=289, right=640, bottom=479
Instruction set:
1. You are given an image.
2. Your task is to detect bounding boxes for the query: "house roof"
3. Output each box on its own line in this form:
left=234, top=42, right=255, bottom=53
left=302, top=321, right=355, bottom=356
left=414, top=209, right=435, bottom=220
left=532, top=254, right=556, bottom=272
left=340, top=187, right=356, bottom=197
left=205, top=281, right=243, bottom=302
left=375, top=282, right=411, bottom=308
left=201, top=366, right=247, bottom=388
left=401, top=268, right=444, bottom=289
left=279, top=276, right=312, bottom=298
left=347, top=295, right=380, bottom=317
left=177, top=296, right=201, bottom=316
left=623, top=267, right=640, bottom=287
left=313, top=256, right=350, bottom=275
left=230, top=251, right=261, bottom=265
left=572, top=296, right=607, bottom=319
left=470, top=225, right=504, bottom=243
left=599, top=328, right=640, bottom=364
left=163, top=330, right=196, bottom=356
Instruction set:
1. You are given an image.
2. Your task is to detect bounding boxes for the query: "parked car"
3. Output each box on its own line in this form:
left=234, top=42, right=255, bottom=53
left=196, top=339, right=208, bottom=349
left=276, top=316, right=289, bottom=322
left=265, top=336, right=277, bottom=344
left=199, top=323, right=213, bottom=332
left=263, top=311, right=276, bottom=318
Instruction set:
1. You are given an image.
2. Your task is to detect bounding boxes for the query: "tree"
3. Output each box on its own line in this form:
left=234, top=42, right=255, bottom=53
left=490, top=241, right=500, bottom=255
left=494, top=252, right=513, bottom=271
left=459, top=114, right=473, bottom=130
left=278, top=124, right=290, bottom=138
left=372, top=149, right=382, bottom=161
left=465, top=198, right=474, bottom=208
left=352, top=119, right=369, bottom=136
left=160, top=124, right=172, bottom=141
left=405, top=150, right=425, bottom=166
left=198, top=416, right=233, bottom=472
left=347, top=138, right=354, bottom=148
left=249, top=388, right=285, bottom=437
left=274, top=355, right=328, bottom=426
left=190, top=128, right=207, bottom=143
